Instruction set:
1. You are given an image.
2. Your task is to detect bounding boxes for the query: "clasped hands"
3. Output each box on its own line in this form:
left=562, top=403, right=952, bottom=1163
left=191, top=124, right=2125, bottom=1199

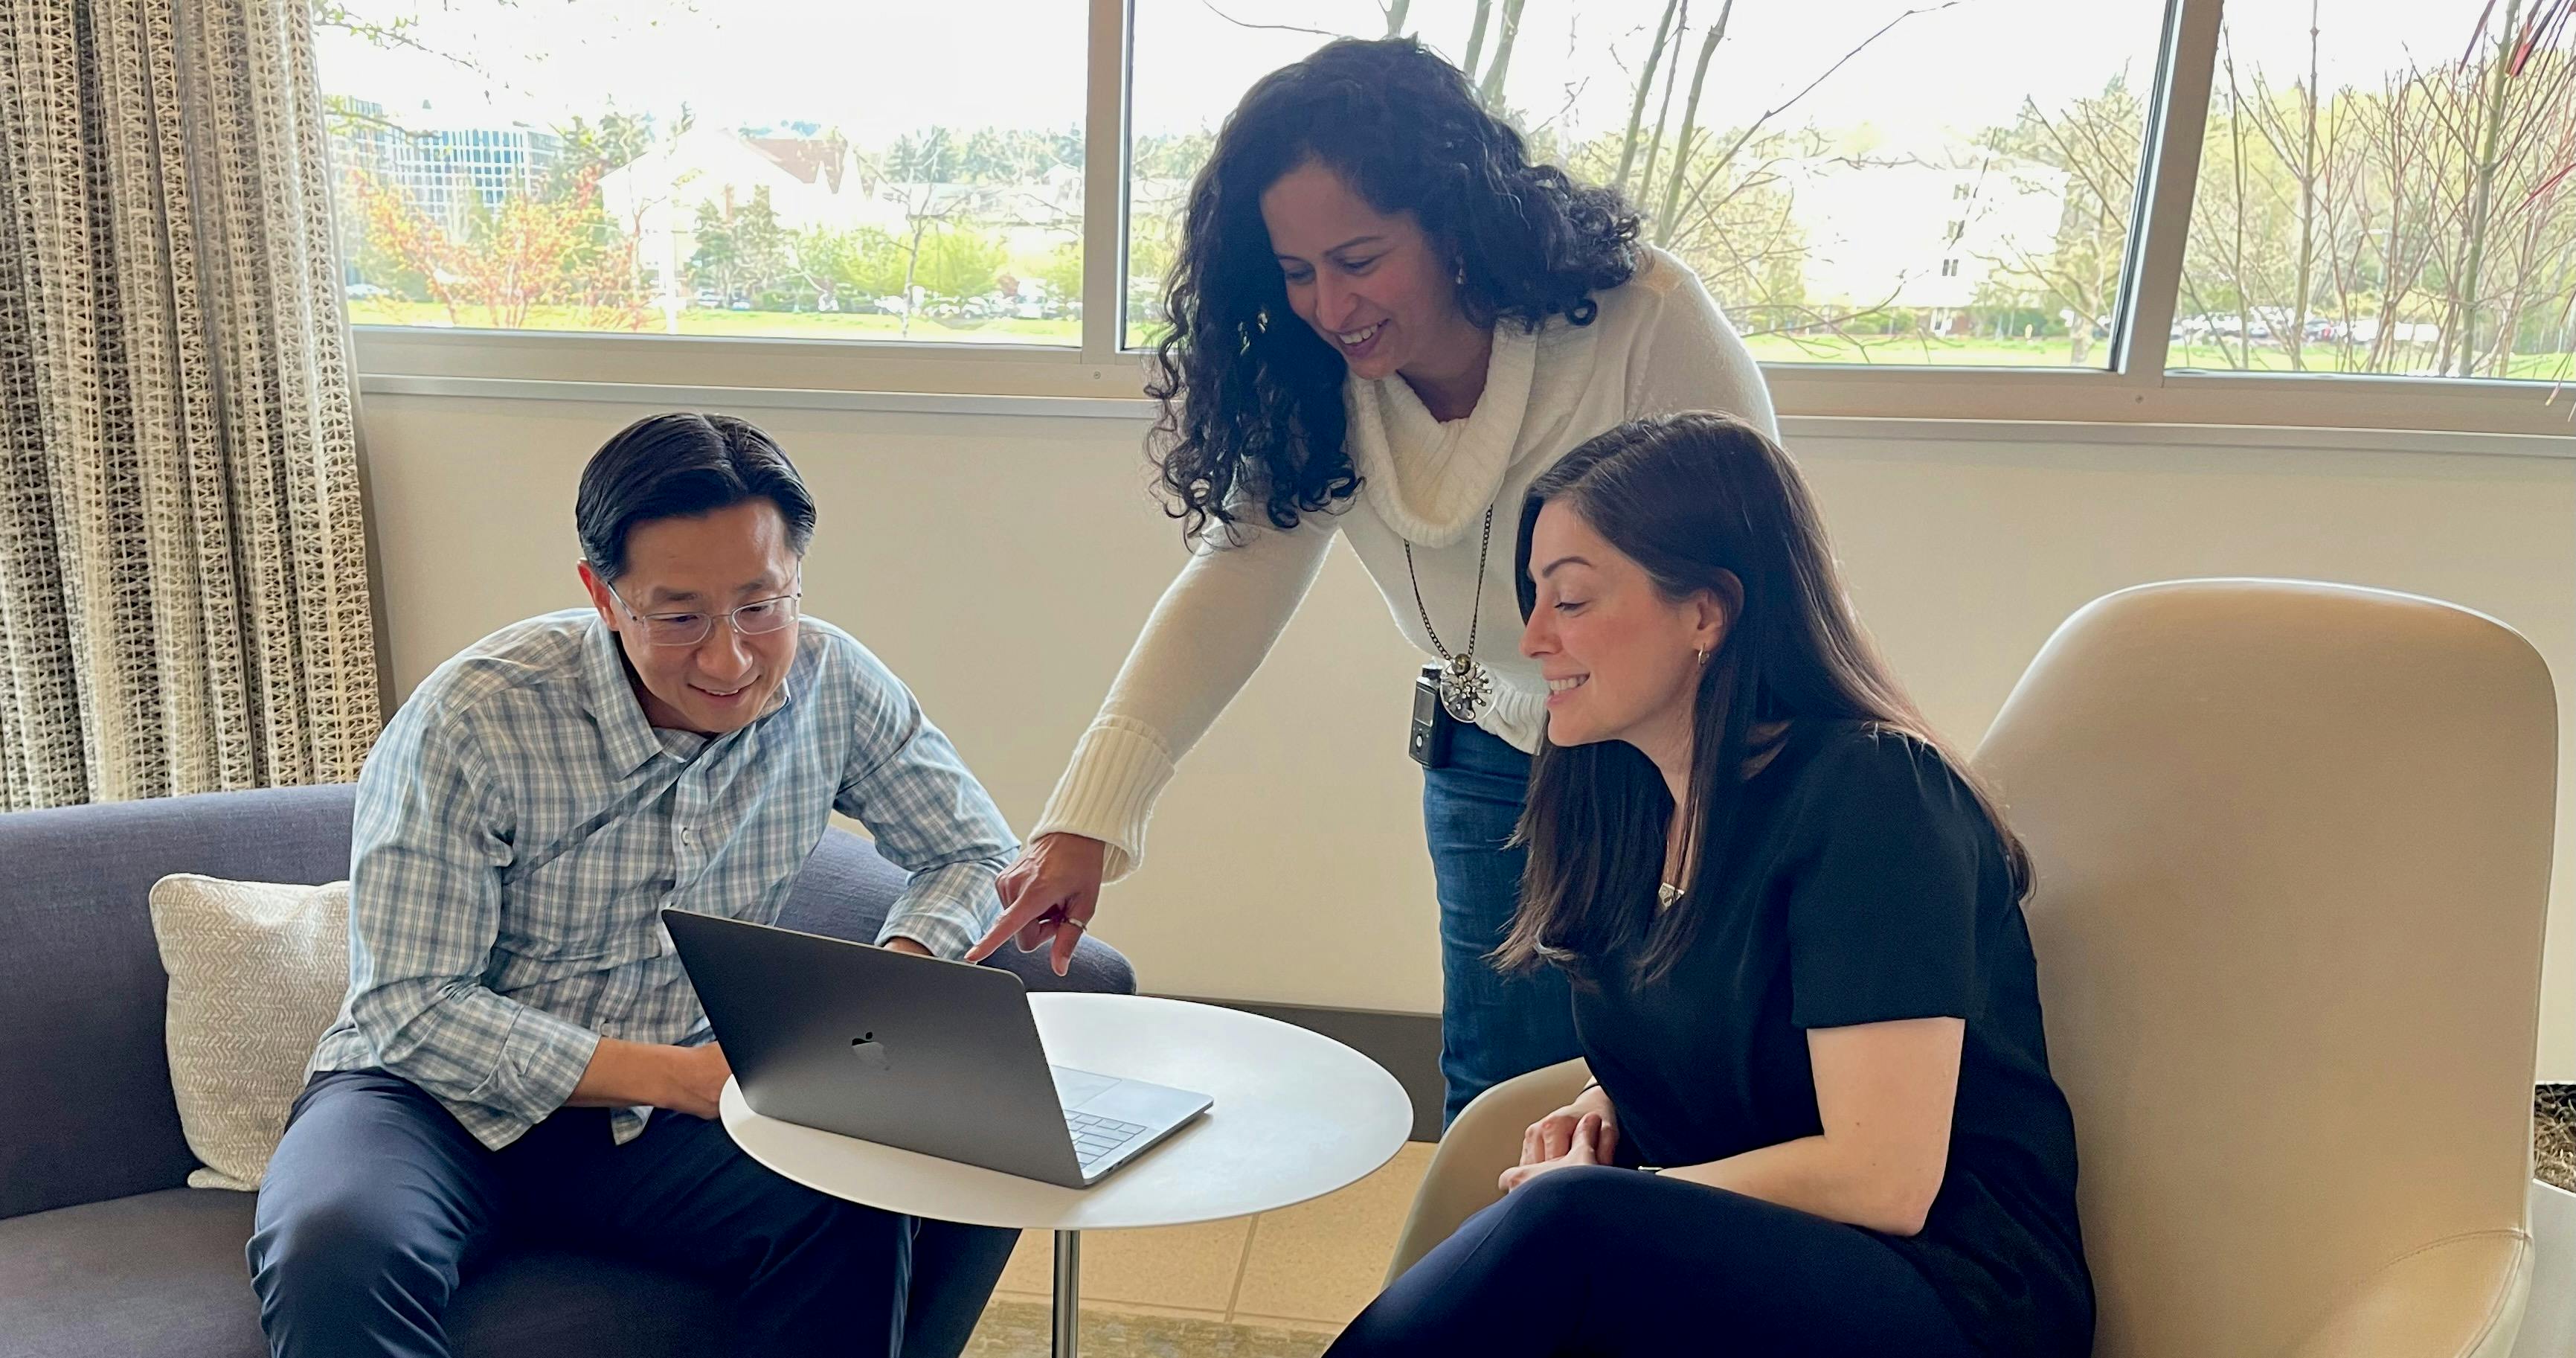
left=1501, top=1084, right=1621, bottom=1192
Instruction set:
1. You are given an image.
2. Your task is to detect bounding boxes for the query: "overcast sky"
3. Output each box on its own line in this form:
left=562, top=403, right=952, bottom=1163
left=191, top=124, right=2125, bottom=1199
left=314, top=0, right=2501, bottom=149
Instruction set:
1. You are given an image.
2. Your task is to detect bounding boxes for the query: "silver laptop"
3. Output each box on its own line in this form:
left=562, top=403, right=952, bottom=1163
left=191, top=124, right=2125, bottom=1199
left=663, top=909, right=1211, bottom=1188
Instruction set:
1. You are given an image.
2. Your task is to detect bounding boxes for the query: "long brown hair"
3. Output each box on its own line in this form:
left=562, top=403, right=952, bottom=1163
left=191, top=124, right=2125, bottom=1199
left=1496, top=413, right=2030, bottom=986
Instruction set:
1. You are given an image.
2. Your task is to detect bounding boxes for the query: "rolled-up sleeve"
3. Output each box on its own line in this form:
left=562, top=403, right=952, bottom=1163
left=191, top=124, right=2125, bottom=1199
left=344, top=701, right=600, bottom=1143
left=832, top=647, right=1015, bottom=961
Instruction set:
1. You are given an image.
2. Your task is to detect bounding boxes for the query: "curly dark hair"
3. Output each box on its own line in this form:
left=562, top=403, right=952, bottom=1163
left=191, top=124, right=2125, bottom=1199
left=1149, top=36, right=1643, bottom=541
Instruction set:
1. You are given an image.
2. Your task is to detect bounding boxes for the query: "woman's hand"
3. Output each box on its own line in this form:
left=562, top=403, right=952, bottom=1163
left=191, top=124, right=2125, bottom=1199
left=964, top=833, right=1108, bottom=976
left=1500, top=1109, right=1607, bottom=1192
left=1523, top=1083, right=1619, bottom=1168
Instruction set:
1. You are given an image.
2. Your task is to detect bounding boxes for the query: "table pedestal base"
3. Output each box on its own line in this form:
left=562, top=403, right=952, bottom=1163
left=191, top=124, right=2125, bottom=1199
left=1051, top=1229, right=1082, bottom=1358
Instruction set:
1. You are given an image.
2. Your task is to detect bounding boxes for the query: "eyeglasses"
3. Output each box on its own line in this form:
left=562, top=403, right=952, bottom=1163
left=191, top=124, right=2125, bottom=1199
left=607, top=583, right=803, bottom=647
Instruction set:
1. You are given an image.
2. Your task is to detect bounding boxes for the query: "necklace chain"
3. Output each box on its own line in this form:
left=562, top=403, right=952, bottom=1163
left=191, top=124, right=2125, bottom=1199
left=1404, top=504, right=1494, bottom=665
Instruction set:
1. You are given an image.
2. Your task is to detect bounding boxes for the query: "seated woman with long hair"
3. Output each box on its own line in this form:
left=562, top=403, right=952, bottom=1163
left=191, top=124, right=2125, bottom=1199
left=1326, top=414, right=2093, bottom=1357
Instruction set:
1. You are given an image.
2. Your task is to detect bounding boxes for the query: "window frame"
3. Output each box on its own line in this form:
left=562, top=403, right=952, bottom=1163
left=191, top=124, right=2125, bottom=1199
left=344, top=0, right=2576, bottom=441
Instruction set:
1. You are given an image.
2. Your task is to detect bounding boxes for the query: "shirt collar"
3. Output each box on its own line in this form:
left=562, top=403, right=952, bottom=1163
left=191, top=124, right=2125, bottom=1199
left=580, top=612, right=666, bottom=776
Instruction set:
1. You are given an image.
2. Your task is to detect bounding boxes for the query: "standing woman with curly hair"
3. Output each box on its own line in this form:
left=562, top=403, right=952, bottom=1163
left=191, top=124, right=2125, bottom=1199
left=967, top=36, right=1778, bottom=1121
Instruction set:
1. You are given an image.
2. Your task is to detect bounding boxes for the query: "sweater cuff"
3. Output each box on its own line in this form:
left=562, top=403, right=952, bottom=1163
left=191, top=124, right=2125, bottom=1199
left=1031, top=717, right=1176, bottom=884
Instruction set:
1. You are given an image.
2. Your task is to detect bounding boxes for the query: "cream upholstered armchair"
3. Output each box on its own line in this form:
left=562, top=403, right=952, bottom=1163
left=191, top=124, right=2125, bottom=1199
left=1384, top=1056, right=1590, bottom=1283
left=1980, top=580, right=2551, bottom=1356
left=1387, top=580, right=2557, bottom=1358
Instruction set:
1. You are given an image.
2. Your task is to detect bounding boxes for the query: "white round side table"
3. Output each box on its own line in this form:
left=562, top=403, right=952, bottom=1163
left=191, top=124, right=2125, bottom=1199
left=721, top=992, right=1413, bottom=1357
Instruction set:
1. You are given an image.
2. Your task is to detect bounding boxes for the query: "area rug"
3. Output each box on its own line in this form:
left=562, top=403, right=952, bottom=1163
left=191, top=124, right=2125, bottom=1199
left=965, top=1300, right=1332, bottom=1358
left=2541, top=1084, right=2574, bottom=1194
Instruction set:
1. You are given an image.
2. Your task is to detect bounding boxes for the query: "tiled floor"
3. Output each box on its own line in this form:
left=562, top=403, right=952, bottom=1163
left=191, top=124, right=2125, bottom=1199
left=961, top=1142, right=1435, bottom=1357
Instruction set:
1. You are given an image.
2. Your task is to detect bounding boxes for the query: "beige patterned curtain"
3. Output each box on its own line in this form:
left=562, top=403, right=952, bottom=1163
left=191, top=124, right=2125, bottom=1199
left=0, top=0, right=380, bottom=810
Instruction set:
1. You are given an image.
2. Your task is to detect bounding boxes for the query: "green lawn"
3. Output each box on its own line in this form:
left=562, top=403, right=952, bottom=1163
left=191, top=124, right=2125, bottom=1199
left=347, top=299, right=1085, bottom=345
left=1740, top=332, right=2573, bottom=379
left=347, top=299, right=2572, bottom=382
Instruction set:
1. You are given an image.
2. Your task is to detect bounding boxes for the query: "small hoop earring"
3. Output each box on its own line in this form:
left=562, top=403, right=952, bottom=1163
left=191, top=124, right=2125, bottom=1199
left=1695, top=647, right=1709, bottom=665
left=1454, top=265, right=1466, bottom=286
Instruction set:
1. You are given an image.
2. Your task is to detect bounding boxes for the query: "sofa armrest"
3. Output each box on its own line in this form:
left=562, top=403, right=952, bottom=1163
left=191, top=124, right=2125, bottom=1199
left=2281, top=1229, right=2532, bottom=1358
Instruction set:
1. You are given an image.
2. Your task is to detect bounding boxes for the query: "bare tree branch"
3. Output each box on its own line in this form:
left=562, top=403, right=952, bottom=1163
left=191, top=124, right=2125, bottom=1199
left=1666, top=2, right=1962, bottom=233
left=1198, top=1, right=1335, bottom=39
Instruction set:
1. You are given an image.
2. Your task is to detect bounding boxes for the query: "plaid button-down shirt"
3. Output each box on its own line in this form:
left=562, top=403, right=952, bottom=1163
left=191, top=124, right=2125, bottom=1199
left=307, top=609, right=1015, bottom=1150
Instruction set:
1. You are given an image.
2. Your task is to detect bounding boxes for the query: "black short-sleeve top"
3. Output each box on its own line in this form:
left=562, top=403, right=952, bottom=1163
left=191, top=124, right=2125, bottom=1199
left=1572, top=720, right=2092, bottom=1357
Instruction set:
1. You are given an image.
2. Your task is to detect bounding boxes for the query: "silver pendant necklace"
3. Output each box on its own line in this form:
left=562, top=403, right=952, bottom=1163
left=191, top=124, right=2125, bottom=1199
left=1660, top=807, right=1692, bottom=910
left=1404, top=505, right=1497, bottom=723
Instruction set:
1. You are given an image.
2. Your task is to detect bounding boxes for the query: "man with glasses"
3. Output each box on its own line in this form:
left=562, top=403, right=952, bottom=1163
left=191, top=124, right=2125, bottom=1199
left=249, top=412, right=1016, bottom=1358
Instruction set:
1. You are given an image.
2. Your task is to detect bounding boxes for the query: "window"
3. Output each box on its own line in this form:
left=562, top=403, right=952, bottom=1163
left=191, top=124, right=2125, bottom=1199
left=315, top=1, right=1088, bottom=344
left=2174, top=1, right=2575, bottom=382
left=318, top=0, right=2576, bottom=430
left=1126, top=0, right=2169, bottom=366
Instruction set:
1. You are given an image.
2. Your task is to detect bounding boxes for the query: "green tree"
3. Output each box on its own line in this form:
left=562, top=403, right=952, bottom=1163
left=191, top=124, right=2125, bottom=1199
left=687, top=202, right=742, bottom=299
left=793, top=225, right=907, bottom=309
left=1131, top=131, right=1215, bottom=182
left=876, top=127, right=978, bottom=334
left=545, top=110, right=659, bottom=202
left=914, top=225, right=1006, bottom=301
left=1035, top=240, right=1085, bottom=307
left=741, top=190, right=797, bottom=307
left=954, top=126, right=1084, bottom=185
left=687, top=185, right=791, bottom=304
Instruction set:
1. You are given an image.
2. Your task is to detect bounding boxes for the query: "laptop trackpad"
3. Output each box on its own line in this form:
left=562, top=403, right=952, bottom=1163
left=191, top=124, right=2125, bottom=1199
left=1050, top=1065, right=1120, bottom=1108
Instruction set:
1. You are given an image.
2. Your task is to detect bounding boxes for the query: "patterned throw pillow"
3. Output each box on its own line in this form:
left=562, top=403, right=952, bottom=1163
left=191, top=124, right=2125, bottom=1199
left=147, top=875, right=352, bottom=1191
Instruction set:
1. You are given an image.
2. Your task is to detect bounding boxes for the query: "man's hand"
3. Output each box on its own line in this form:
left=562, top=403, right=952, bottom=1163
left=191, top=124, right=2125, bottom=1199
left=570, top=1037, right=733, bottom=1119
left=661, top=1040, right=732, bottom=1120
left=1499, top=1109, right=1606, bottom=1193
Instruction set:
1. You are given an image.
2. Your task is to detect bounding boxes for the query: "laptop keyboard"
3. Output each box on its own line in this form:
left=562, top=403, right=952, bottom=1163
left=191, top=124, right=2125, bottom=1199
left=1064, top=1109, right=1150, bottom=1167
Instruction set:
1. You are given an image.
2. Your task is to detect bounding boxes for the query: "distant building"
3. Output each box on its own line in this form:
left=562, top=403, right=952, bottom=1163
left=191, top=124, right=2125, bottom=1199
left=598, top=129, right=1172, bottom=313
left=327, top=98, right=562, bottom=234
left=596, top=125, right=876, bottom=308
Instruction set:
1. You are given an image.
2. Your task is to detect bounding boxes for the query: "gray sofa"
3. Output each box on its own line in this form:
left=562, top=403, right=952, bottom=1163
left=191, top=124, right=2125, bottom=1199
left=0, top=784, right=1134, bottom=1358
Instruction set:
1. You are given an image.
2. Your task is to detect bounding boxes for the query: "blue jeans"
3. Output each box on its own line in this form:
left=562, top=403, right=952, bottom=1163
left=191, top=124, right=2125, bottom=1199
left=249, top=1069, right=1009, bottom=1358
left=1422, top=723, right=1581, bottom=1125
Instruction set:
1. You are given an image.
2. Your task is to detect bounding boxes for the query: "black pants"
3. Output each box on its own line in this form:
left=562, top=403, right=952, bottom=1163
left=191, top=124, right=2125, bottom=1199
left=248, top=1069, right=992, bottom=1358
left=1325, top=1165, right=1980, bottom=1357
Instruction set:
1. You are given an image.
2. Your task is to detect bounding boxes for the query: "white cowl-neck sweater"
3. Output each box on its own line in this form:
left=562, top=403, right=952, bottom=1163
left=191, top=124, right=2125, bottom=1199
left=1035, top=246, right=1780, bottom=881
